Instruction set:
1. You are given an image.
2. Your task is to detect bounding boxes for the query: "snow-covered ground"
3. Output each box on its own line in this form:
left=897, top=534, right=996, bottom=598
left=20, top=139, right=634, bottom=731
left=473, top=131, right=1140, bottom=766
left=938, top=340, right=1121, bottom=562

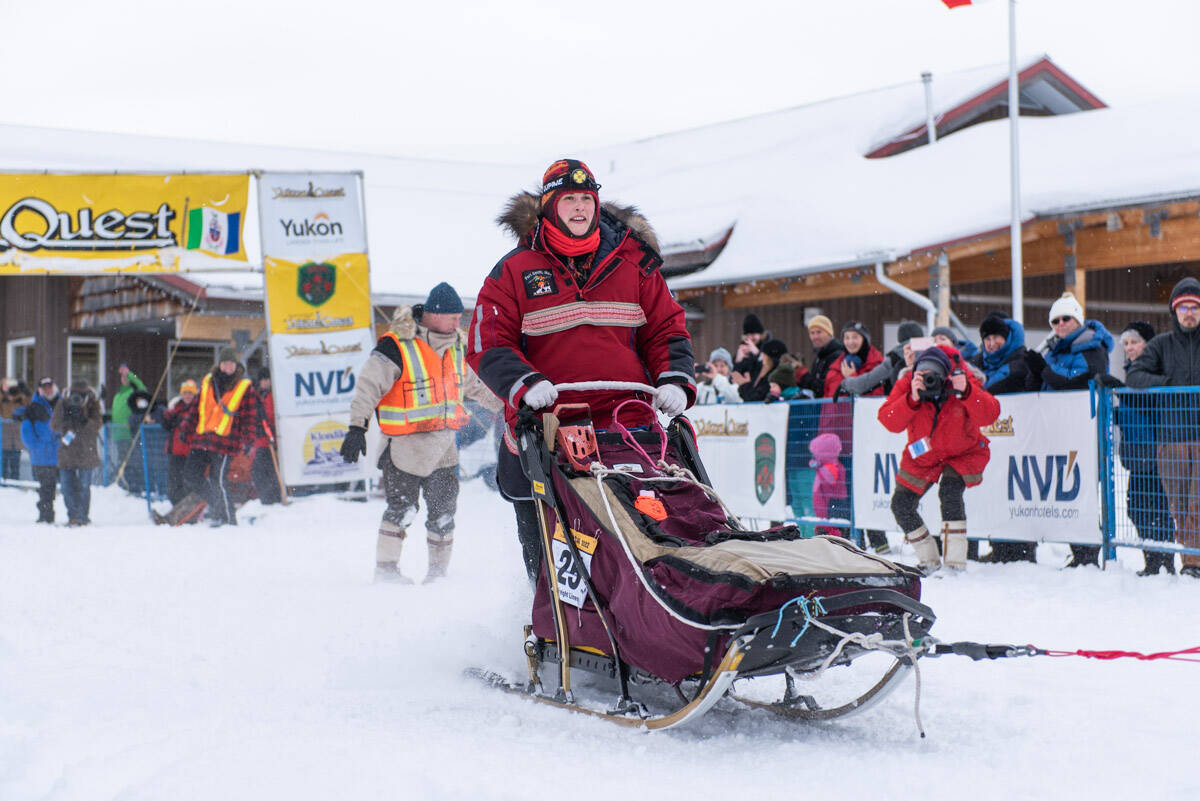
left=2, top=480, right=1197, bottom=801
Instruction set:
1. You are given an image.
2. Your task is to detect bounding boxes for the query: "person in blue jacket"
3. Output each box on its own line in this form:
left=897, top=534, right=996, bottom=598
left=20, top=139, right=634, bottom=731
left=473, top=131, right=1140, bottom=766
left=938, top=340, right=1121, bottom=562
left=19, top=377, right=61, bottom=523
left=1024, top=292, right=1114, bottom=567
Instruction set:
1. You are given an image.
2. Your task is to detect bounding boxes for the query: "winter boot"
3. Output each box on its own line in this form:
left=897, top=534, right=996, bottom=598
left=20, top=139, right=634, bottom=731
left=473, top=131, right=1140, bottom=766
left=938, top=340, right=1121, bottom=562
left=1064, top=544, right=1100, bottom=568
left=942, top=521, right=968, bottom=571
left=865, top=530, right=891, bottom=555
left=904, top=526, right=941, bottom=574
left=1137, top=550, right=1175, bottom=576
left=424, top=536, right=453, bottom=583
left=375, top=524, right=413, bottom=585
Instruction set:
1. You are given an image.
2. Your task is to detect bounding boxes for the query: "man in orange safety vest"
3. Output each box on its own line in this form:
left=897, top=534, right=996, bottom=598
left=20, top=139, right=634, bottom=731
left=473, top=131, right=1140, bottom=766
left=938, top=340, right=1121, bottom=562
left=341, top=283, right=502, bottom=583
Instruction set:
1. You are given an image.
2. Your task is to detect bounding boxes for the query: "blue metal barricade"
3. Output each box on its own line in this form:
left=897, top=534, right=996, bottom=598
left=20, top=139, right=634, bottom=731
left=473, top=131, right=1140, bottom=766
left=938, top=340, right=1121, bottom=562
left=1103, top=386, right=1200, bottom=565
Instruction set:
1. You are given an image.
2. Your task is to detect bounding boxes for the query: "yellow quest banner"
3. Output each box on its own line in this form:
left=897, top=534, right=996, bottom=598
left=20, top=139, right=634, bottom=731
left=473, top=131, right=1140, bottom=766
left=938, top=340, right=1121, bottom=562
left=0, top=173, right=250, bottom=274
left=264, top=253, right=372, bottom=334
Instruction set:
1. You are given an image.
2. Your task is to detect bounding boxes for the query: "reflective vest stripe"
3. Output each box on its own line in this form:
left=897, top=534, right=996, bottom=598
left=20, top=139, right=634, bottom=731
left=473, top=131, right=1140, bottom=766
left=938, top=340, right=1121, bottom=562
left=376, top=333, right=470, bottom=436
left=196, top=374, right=251, bottom=437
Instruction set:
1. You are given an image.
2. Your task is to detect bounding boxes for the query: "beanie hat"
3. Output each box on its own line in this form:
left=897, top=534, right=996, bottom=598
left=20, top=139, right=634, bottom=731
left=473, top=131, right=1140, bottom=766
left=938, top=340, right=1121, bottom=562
left=761, top=339, right=789, bottom=361
left=896, top=320, right=924, bottom=345
left=217, top=345, right=241, bottom=364
left=913, top=346, right=952, bottom=379
left=742, top=313, right=765, bottom=335
left=841, top=321, right=870, bottom=346
left=807, top=315, right=835, bottom=338
left=70, top=379, right=90, bottom=393
left=930, top=325, right=958, bottom=343
left=1121, top=321, right=1155, bottom=343
left=708, top=347, right=733, bottom=366
left=423, top=282, right=463, bottom=315
left=255, top=367, right=271, bottom=382
left=180, top=379, right=198, bottom=394
left=1169, top=277, right=1200, bottom=312
left=808, top=432, right=842, bottom=465
left=540, top=159, right=601, bottom=237
left=769, top=364, right=796, bottom=389
left=979, top=312, right=1010, bottom=340
left=1048, top=292, right=1085, bottom=326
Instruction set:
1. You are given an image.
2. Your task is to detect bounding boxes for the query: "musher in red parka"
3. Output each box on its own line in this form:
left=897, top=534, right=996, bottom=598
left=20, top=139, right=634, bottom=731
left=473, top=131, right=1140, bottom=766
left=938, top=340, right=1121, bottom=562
left=877, top=344, right=1000, bottom=574
left=467, top=159, right=697, bottom=582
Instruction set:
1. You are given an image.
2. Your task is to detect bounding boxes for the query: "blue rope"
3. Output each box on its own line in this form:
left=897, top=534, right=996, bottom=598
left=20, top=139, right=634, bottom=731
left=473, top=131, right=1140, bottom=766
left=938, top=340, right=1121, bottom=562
left=768, top=595, right=828, bottom=647
left=790, top=596, right=827, bottom=648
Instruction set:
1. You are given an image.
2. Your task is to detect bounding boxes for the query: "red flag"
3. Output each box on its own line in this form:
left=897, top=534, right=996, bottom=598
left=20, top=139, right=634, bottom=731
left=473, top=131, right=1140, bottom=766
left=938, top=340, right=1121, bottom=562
left=942, top=0, right=977, bottom=7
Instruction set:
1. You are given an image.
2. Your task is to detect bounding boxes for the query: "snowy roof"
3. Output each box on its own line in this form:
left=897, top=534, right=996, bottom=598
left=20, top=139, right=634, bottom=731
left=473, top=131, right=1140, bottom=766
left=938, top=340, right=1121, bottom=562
left=563, top=57, right=1200, bottom=290
left=2, top=56, right=1196, bottom=302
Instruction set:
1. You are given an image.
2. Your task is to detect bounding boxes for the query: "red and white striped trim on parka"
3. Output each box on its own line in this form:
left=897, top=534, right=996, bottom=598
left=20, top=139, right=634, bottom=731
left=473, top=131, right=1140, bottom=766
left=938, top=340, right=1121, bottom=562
left=520, top=301, right=647, bottom=336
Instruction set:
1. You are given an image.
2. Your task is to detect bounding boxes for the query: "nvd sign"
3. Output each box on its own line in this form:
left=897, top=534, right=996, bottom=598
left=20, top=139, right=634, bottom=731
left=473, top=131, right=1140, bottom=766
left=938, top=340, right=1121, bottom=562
left=1008, top=451, right=1081, bottom=502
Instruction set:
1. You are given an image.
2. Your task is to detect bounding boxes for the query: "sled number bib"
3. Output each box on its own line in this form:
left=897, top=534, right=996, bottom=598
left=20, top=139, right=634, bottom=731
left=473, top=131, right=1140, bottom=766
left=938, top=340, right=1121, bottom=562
left=551, top=523, right=599, bottom=608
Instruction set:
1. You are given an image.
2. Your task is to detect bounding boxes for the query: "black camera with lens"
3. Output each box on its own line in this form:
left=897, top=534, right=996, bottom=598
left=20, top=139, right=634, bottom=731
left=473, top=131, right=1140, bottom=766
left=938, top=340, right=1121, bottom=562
left=917, top=371, right=945, bottom=402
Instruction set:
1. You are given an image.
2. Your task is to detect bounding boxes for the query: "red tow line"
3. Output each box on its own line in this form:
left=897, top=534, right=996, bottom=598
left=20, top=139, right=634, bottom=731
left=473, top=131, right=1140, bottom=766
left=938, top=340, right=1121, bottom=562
left=1040, top=645, right=1200, bottom=662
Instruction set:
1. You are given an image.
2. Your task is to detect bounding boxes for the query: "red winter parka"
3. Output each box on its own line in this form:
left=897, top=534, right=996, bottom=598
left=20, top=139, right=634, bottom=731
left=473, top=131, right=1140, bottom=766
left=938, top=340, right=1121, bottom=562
left=468, top=194, right=696, bottom=434
left=161, top=396, right=196, bottom=457
left=877, top=361, right=1001, bottom=494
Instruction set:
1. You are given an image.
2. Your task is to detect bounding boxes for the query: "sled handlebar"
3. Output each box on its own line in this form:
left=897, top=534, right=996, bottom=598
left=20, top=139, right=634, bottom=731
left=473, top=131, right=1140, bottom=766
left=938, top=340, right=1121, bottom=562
left=552, top=381, right=659, bottom=396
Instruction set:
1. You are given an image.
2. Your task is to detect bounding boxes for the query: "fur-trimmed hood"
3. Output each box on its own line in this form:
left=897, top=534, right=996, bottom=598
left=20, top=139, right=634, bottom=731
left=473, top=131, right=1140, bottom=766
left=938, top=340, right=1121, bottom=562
left=496, top=191, right=659, bottom=253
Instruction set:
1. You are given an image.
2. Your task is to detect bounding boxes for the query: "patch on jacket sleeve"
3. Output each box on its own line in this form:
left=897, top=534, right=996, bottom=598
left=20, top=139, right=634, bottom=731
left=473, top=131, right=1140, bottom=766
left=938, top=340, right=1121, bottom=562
left=521, top=268, right=558, bottom=298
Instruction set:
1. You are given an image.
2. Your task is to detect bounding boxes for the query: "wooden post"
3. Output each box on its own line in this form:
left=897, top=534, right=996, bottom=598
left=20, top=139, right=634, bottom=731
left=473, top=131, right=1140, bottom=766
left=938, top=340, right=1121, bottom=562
left=1061, top=224, right=1085, bottom=311
left=932, top=252, right=951, bottom=327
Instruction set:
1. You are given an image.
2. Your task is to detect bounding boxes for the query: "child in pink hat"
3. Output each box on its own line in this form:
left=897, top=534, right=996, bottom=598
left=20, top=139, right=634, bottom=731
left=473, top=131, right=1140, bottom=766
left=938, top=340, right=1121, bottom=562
left=810, top=432, right=847, bottom=537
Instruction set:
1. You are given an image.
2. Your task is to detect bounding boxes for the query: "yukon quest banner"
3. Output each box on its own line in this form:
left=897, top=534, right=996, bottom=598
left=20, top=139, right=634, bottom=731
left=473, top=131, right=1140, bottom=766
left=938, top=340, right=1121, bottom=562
left=683, top=403, right=790, bottom=521
left=0, top=173, right=250, bottom=273
left=260, top=171, right=373, bottom=487
left=258, top=172, right=366, bottom=259
left=263, top=253, right=372, bottom=334
left=268, top=328, right=375, bottom=417
left=852, top=391, right=1100, bottom=543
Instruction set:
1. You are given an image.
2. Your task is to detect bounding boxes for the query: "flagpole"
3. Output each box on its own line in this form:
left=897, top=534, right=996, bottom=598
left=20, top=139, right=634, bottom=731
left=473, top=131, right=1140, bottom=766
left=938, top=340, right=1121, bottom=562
left=1008, top=0, right=1023, bottom=324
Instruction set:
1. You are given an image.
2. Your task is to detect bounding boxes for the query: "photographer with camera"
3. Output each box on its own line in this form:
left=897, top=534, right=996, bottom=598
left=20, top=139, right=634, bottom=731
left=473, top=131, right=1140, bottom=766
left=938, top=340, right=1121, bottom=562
left=51, top=380, right=103, bottom=527
left=695, top=348, right=741, bottom=405
left=878, top=345, right=1000, bottom=574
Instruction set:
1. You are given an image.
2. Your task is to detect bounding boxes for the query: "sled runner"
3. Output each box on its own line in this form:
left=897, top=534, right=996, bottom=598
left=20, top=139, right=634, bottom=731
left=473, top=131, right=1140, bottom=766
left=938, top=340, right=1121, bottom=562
left=475, top=382, right=936, bottom=730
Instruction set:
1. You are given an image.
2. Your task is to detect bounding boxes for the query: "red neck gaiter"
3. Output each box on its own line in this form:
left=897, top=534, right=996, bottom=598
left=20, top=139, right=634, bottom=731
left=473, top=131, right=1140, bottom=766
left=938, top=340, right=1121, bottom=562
left=542, top=222, right=599, bottom=257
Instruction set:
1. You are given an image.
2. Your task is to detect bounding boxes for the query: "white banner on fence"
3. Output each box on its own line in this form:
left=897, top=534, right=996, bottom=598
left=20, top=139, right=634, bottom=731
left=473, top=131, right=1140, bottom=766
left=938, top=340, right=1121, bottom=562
left=684, top=403, right=790, bottom=521
left=277, top=413, right=382, bottom=486
left=852, top=391, right=1100, bottom=543
left=268, top=328, right=375, bottom=417
left=258, top=172, right=366, bottom=259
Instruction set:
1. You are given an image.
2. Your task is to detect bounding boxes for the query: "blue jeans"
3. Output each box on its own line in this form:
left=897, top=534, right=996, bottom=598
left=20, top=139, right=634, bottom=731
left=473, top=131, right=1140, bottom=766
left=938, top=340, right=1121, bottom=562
left=60, top=468, right=93, bottom=524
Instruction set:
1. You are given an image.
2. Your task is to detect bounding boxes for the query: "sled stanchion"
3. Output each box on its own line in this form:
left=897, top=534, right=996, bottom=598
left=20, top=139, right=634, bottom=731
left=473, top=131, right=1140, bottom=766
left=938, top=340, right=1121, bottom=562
left=517, top=413, right=575, bottom=702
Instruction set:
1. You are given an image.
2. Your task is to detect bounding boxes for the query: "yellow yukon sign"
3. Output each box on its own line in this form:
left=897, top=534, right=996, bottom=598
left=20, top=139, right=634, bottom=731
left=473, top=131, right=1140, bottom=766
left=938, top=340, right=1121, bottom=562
left=0, top=173, right=250, bottom=273
left=264, top=252, right=372, bottom=334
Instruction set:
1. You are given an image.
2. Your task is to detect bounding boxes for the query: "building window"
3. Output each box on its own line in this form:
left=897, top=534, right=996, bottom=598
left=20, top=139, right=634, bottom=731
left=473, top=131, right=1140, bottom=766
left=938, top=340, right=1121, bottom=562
left=5, top=337, right=35, bottom=388
left=167, top=342, right=218, bottom=396
left=68, top=337, right=106, bottom=393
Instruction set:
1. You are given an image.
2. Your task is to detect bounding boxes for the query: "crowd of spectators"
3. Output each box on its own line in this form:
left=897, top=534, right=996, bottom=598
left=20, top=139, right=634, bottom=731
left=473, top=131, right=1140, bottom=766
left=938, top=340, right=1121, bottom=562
left=693, top=276, right=1200, bottom=577
left=0, top=346, right=281, bottom=528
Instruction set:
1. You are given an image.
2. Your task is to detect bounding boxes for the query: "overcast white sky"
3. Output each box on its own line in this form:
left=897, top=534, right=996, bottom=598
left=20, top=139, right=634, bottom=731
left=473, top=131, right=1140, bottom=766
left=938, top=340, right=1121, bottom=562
left=2, top=0, right=1197, bottom=163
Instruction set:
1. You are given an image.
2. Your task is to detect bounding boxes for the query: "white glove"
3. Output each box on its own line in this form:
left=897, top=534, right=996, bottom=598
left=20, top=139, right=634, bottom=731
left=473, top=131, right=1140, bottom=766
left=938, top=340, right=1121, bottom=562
left=653, top=384, right=688, bottom=416
left=522, top=380, right=558, bottom=410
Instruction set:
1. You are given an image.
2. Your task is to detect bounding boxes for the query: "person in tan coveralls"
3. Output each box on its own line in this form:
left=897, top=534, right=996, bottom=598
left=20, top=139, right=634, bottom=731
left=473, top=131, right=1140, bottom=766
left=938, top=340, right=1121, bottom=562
left=341, top=283, right=502, bottom=583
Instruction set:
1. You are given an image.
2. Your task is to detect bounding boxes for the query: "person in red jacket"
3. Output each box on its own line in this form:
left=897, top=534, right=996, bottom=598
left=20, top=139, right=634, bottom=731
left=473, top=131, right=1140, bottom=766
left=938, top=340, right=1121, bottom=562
left=467, top=158, right=697, bottom=581
left=249, top=368, right=281, bottom=505
left=160, top=379, right=198, bottom=505
left=878, top=345, right=1000, bottom=573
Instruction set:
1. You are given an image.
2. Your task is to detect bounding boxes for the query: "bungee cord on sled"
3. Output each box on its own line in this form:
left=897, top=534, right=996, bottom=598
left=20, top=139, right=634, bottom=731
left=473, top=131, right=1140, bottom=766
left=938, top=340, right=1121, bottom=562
left=468, top=381, right=1199, bottom=735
